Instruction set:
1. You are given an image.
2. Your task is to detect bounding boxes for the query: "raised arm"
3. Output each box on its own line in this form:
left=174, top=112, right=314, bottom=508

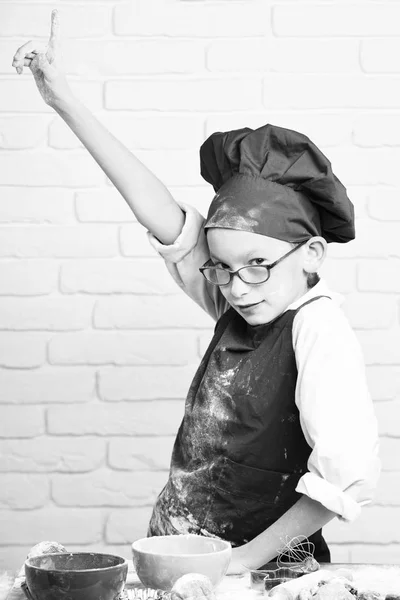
left=11, top=10, right=184, bottom=245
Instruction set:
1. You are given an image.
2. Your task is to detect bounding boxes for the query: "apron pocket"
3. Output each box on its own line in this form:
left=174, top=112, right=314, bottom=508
left=213, top=456, right=295, bottom=506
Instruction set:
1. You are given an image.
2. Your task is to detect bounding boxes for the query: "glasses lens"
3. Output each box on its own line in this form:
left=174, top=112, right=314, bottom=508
left=240, top=266, right=270, bottom=284
left=203, top=268, right=231, bottom=285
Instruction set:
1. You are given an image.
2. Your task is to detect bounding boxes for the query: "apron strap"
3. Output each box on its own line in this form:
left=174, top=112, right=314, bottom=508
left=294, top=294, right=331, bottom=315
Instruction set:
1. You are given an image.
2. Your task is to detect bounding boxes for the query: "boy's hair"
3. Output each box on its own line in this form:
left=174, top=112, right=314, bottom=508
left=307, top=272, right=320, bottom=289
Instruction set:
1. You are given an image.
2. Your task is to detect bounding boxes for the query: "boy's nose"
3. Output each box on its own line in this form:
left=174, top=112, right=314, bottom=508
left=229, top=272, right=250, bottom=298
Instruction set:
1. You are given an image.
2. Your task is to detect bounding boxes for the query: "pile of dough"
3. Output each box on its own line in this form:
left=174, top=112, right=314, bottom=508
left=27, top=541, right=67, bottom=559
left=170, top=573, right=216, bottom=600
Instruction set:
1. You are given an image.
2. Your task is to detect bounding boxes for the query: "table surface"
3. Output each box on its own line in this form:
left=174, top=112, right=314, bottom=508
left=2, top=562, right=400, bottom=600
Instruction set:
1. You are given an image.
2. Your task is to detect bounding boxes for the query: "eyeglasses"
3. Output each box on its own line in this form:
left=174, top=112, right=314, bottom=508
left=199, top=240, right=308, bottom=287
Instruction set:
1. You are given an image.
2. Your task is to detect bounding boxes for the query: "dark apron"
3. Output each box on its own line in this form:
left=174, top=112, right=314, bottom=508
left=148, top=296, right=331, bottom=563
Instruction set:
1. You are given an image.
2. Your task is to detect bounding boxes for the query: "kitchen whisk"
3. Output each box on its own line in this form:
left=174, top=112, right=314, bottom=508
left=277, top=535, right=320, bottom=573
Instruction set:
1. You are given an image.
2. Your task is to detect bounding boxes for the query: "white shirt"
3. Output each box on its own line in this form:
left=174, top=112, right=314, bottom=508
left=147, top=200, right=381, bottom=523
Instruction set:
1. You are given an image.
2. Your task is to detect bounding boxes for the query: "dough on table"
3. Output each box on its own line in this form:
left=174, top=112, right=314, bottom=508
left=171, top=573, right=216, bottom=600
left=313, top=581, right=355, bottom=600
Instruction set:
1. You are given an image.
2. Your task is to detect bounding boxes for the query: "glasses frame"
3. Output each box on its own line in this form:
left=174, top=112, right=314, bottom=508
left=199, top=239, right=309, bottom=287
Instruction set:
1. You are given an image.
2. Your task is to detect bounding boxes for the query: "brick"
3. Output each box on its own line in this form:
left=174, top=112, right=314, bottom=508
left=117, top=148, right=202, bottom=188
left=0, top=437, right=106, bottom=472
left=319, top=259, right=357, bottom=294
left=380, top=437, right=400, bottom=471
left=358, top=259, right=400, bottom=293
left=356, top=331, right=400, bottom=366
left=0, top=546, right=30, bottom=573
left=0, top=80, right=103, bottom=112
left=375, top=472, right=400, bottom=505
left=0, top=297, right=93, bottom=330
left=60, top=258, right=179, bottom=295
left=343, top=186, right=368, bottom=219
left=50, top=114, right=205, bottom=151
left=0, top=368, right=96, bottom=404
left=0, top=508, right=104, bottom=544
left=0, top=333, right=47, bottom=368
left=199, top=331, right=215, bottom=357
left=341, top=293, right=397, bottom=330
left=0, top=474, right=49, bottom=509
left=75, top=189, right=136, bottom=222
left=206, top=113, right=353, bottom=148
left=106, top=507, right=154, bottom=543
left=0, top=115, right=49, bottom=149
left=362, top=39, right=400, bottom=73
left=0, top=188, right=75, bottom=224
left=324, top=506, right=400, bottom=543
left=108, top=437, right=175, bottom=470
left=0, top=4, right=111, bottom=38
left=353, top=115, right=400, bottom=148
left=99, top=365, right=196, bottom=400
left=207, top=39, right=272, bottom=73
left=374, top=401, right=400, bottom=436
left=102, top=114, right=205, bottom=150
left=0, top=152, right=104, bottom=187
left=113, top=1, right=270, bottom=37
left=0, top=260, right=58, bottom=296
left=326, top=545, right=351, bottom=563
left=329, top=219, right=400, bottom=259
left=325, top=148, right=400, bottom=187
left=207, top=38, right=359, bottom=73
left=94, top=295, right=214, bottom=329
left=47, top=401, right=184, bottom=435
left=349, top=544, right=400, bottom=564
left=0, top=406, right=44, bottom=438
left=52, top=470, right=168, bottom=507
left=272, top=4, right=400, bottom=36
left=263, top=74, right=400, bottom=109
left=105, top=78, right=262, bottom=111
left=0, top=226, right=119, bottom=258
left=368, top=189, right=400, bottom=221
left=48, top=331, right=198, bottom=366
left=366, top=366, right=400, bottom=402
left=63, top=39, right=205, bottom=76
left=118, top=223, right=168, bottom=258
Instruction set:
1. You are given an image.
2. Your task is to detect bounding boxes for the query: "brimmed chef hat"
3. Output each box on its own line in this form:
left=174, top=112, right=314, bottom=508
left=200, top=123, right=355, bottom=243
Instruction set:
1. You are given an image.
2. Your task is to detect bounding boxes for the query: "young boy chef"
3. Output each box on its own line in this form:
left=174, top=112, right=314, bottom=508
left=146, top=124, right=380, bottom=572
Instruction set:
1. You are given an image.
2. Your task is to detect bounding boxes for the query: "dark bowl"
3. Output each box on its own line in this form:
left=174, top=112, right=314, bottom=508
left=24, top=552, right=128, bottom=600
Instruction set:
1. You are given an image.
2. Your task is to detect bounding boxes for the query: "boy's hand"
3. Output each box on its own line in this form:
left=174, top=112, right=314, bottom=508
left=11, top=10, right=74, bottom=107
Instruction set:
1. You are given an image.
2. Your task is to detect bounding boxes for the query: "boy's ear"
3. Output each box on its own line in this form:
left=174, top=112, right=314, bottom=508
left=303, top=236, right=327, bottom=273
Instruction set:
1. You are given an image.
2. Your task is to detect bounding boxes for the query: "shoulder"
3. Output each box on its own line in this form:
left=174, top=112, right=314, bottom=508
left=292, top=291, right=363, bottom=359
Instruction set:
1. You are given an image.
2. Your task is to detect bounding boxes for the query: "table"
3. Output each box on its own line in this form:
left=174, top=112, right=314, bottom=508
left=2, top=562, right=400, bottom=599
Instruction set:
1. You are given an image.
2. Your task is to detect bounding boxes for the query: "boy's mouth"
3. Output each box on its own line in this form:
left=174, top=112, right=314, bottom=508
left=236, top=300, right=264, bottom=311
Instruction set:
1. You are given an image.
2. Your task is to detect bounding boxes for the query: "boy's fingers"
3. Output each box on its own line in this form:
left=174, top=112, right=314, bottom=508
left=12, top=40, right=35, bottom=66
left=12, top=40, right=43, bottom=73
left=48, top=9, right=61, bottom=50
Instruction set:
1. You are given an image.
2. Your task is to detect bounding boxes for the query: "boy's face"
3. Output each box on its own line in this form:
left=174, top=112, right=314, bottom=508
left=206, top=228, right=313, bottom=326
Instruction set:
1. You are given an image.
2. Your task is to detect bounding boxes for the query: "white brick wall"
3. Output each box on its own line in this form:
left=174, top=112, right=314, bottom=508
left=0, top=0, right=399, bottom=573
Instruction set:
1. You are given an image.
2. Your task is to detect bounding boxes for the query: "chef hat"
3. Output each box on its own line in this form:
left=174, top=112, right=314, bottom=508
left=200, top=123, right=355, bottom=243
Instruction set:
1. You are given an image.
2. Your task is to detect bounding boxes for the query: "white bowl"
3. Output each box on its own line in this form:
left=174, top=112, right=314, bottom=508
left=131, top=534, right=232, bottom=591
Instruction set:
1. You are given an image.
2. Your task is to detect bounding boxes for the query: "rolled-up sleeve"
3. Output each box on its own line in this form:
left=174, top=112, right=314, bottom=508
left=292, top=297, right=381, bottom=522
left=147, top=200, right=229, bottom=322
